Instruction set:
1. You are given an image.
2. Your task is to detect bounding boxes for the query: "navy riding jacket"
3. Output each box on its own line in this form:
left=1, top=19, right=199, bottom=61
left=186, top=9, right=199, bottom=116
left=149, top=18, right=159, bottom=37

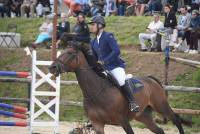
left=90, top=32, right=125, bottom=71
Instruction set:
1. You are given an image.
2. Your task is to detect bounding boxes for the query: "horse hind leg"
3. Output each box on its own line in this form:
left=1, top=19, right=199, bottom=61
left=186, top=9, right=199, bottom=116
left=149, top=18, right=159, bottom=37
left=153, top=101, right=185, bottom=134
left=135, top=106, right=165, bottom=134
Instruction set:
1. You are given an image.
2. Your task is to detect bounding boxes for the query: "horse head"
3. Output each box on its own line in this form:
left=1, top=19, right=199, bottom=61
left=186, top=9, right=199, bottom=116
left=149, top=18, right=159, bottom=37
left=49, top=46, right=86, bottom=77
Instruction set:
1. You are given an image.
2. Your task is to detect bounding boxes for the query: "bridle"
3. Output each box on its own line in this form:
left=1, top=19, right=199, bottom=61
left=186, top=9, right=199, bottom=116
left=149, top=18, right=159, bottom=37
left=54, top=47, right=94, bottom=73
left=55, top=51, right=77, bottom=72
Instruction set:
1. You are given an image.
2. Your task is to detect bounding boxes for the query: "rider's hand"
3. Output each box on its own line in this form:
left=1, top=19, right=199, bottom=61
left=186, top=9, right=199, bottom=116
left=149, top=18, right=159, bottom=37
left=97, top=60, right=104, bottom=65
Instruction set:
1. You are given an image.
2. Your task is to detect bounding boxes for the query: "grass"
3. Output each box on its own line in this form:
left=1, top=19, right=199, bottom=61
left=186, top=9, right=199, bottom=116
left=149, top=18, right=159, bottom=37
left=0, top=16, right=154, bottom=46
left=168, top=69, right=200, bottom=132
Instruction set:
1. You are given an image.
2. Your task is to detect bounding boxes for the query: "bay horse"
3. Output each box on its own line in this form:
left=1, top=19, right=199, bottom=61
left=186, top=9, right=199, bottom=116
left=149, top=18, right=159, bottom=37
left=49, top=45, right=188, bottom=134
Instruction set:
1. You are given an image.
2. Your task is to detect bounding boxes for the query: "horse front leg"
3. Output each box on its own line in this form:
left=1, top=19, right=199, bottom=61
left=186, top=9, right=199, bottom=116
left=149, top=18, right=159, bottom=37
left=121, top=119, right=134, bottom=134
left=91, top=121, right=105, bottom=134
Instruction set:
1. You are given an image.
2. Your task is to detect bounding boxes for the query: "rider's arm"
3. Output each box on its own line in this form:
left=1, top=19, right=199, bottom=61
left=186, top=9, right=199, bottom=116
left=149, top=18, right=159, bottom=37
left=90, top=41, right=98, bottom=62
left=103, top=33, right=120, bottom=65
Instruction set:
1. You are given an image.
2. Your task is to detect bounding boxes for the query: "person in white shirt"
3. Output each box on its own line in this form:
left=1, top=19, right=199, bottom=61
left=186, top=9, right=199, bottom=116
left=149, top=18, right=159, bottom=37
left=31, top=14, right=53, bottom=49
left=139, top=14, right=164, bottom=51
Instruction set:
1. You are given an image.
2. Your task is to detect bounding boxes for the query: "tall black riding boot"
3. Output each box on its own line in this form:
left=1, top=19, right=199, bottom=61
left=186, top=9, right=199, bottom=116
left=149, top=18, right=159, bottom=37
left=121, top=80, right=140, bottom=112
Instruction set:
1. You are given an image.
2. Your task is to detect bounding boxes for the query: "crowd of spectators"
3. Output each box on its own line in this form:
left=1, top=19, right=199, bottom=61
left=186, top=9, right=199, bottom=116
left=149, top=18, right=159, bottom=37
left=138, top=3, right=200, bottom=54
left=0, top=0, right=199, bottom=18
left=1, top=0, right=199, bottom=53
left=0, top=0, right=62, bottom=18
left=31, top=12, right=91, bottom=49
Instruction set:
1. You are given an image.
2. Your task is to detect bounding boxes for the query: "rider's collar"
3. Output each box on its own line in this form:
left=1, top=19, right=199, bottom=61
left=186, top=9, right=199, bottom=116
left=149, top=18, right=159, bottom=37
left=97, top=31, right=103, bottom=44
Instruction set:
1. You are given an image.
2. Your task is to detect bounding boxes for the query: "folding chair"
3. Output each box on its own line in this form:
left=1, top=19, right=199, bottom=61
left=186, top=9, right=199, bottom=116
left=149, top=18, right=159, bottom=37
left=0, top=23, right=18, bottom=48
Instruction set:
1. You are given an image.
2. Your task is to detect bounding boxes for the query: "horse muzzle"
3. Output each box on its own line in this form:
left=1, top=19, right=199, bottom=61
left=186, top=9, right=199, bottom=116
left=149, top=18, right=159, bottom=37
left=49, top=64, right=60, bottom=77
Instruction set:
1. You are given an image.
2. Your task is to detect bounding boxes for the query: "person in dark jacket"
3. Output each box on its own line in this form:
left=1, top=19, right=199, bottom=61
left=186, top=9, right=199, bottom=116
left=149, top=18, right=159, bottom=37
left=0, top=0, right=12, bottom=17
left=55, top=13, right=70, bottom=48
left=164, top=4, right=177, bottom=29
left=10, top=0, right=23, bottom=17
left=57, top=13, right=70, bottom=38
left=159, top=4, right=177, bottom=51
left=88, top=15, right=140, bottom=112
left=72, top=13, right=90, bottom=43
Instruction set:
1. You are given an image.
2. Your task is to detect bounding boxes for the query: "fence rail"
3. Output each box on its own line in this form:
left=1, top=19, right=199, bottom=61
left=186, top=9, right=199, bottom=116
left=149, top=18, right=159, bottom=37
left=170, top=57, right=200, bottom=68
left=0, top=77, right=78, bottom=84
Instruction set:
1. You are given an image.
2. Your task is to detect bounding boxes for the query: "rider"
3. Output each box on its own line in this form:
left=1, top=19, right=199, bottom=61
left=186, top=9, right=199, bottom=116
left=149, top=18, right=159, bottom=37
left=88, top=15, right=140, bottom=112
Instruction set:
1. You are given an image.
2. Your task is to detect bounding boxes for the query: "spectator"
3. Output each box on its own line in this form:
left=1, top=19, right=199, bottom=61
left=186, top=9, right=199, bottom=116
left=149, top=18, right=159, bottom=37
left=164, top=4, right=177, bottom=29
left=117, top=0, right=126, bottom=16
left=0, top=0, right=12, bottom=17
left=63, top=0, right=89, bottom=17
left=21, top=0, right=37, bottom=17
left=55, top=13, right=70, bottom=48
left=177, top=0, right=185, bottom=10
left=185, top=10, right=200, bottom=54
left=72, top=13, right=90, bottom=43
left=36, top=0, right=50, bottom=17
left=49, top=0, right=62, bottom=15
left=191, top=0, right=200, bottom=11
left=135, top=0, right=148, bottom=16
left=105, top=0, right=117, bottom=16
left=31, top=14, right=53, bottom=49
left=161, top=0, right=168, bottom=8
left=57, top=13, right=70, bottom=38
left=139, top=14, right=164, bottom=51
left=10, top=0, right=23, bottom=17
left=174, top=6, right=191, bottom=50
left=124, top=0, right=137, bottom=16
left=147, top=0, right=162, bottom=14
left=117, top=0, right=136, bottom=16
left=159, top=4, right=177, bottom=51
left=168, top=0, right=178, bottom=12
left=89, top=0, right=105, bottom=16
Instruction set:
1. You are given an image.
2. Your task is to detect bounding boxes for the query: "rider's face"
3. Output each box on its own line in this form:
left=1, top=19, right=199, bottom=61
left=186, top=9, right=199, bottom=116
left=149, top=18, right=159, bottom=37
left=90, top=23, right=98, bottom=34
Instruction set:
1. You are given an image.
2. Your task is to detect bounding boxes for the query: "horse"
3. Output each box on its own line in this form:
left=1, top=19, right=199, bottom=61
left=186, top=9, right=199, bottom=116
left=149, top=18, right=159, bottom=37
left=49, top=45, right=189, bottom=134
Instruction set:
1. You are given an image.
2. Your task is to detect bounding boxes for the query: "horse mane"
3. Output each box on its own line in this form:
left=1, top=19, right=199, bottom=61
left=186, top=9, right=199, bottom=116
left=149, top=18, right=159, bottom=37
left=74, top=43, right=114, bottom=86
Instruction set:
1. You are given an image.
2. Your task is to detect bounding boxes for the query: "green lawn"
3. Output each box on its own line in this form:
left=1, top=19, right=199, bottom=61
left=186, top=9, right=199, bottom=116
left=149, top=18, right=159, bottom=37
left=0, top=16, right=154, bottom=46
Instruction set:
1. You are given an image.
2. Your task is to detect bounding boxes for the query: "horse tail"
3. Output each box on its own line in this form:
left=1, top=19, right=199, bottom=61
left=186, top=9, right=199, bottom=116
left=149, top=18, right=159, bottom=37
left=147, top=75, right=163, bottom=88
left=148, top=76, right=193, bottom=127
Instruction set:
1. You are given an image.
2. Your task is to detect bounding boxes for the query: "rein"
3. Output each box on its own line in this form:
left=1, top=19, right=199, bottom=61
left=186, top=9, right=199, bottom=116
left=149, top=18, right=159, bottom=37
left=56, top=50, right=94, bottom=72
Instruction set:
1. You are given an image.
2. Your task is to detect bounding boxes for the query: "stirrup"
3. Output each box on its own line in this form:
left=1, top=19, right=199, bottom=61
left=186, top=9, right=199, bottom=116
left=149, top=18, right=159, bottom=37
left=129, top=103, right=140, bottom=112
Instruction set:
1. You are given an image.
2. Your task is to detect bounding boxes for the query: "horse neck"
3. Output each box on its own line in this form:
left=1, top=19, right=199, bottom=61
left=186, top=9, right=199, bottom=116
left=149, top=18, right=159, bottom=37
left=75, top=53, right=109, bottom=100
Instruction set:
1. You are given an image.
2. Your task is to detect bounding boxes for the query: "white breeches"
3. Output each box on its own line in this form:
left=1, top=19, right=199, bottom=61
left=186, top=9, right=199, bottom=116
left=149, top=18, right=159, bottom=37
left=110, top=67, right=126, bottom=86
